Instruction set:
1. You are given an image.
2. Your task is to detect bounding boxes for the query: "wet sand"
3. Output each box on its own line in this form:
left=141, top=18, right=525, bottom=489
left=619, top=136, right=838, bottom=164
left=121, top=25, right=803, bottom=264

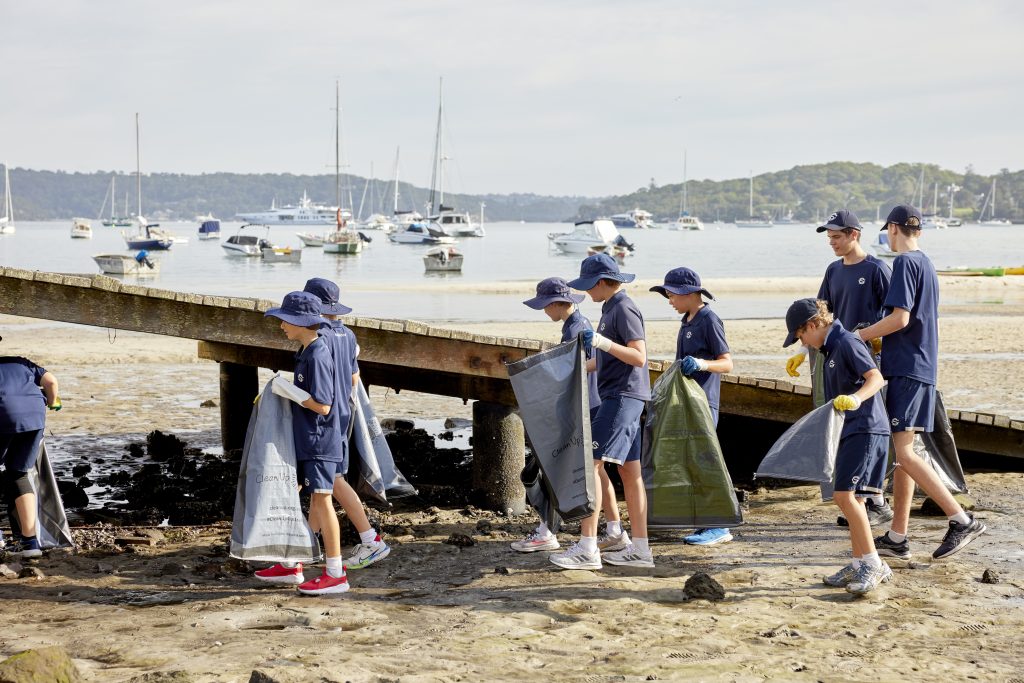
left=1, top=274, right=1023, bottom=681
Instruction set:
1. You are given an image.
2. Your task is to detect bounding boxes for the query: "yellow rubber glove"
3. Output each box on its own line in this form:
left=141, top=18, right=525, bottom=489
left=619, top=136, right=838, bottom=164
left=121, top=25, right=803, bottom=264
left=833, top=394, right=862, bottom=412
left=869, top=337, right=883, bottom=355
left=48, top=396, right=62, bottom=411
left=786, top=351, right=807, bottom=377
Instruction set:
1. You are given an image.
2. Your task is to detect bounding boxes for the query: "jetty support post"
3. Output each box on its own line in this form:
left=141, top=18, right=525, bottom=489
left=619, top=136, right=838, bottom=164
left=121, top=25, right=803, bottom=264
left=471, top=401, right=527, bottom=514
left=219, top=361, right=259, bottom=452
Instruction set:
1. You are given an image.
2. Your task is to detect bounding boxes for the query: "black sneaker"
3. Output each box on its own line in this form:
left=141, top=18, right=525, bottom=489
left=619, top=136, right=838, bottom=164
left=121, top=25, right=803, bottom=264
left=865, top=498, right=895, bottom=527
left=932, top=514, right=986, bottom=560
left=874, top=532, right=911, bottom=560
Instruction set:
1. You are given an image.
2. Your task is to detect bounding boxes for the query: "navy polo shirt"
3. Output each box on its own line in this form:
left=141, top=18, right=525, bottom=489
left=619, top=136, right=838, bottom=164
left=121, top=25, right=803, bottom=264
left=319, top=321, right=358, bottom=444
left=0, top=357, right=47, bottom=433
left=820, top=323, right=889, bottom=438
left=291, top=338, right=342, bottom=462
left=322, top=320, right=360, bottom=378
left=881, top=250, right=939, bottom=385
left=817, top=255, right=892, bottom=329
left=562, top=309, right=601, bottom=410
left=595, top=291, right=651, bottom=402
left=676, top=305, right=730, bottom=411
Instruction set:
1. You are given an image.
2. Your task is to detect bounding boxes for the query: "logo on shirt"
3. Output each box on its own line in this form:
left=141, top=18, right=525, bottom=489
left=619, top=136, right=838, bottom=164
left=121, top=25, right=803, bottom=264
left=858, top=277, right=866, bottom=285
left=296, top=373, right=304, bottom=383
left=851, top=475, right=860, bottom=485
left=828, top=359, right=835, bottom=368
left=685, top=331, right=693, bottom=339
left=599, top=323, right=606, bottom=332
left=891, top=417, right=900, bottom=427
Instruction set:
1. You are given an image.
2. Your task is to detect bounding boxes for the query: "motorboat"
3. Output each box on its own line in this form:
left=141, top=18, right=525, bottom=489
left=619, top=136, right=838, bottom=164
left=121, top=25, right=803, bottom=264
left=389, top=221, right=455, bottom=245
left=222, top=224, right=273, bottom=256
left=297, top=209, right=354, bottom=247
left=0, top=164, right=15, bottom=235
left=587, top=242, right=632, bottom=265
left=549, top=219, right=624, bottom=254
left=872, top=232, right=897, bottom=260
left=236, top=191, right=341, bottom=225
left=361, top=213, right=395, bottom=232
left=71, top=217, right=93, bottom=239
left=671, top=215, right=704, bottom=231
left=93, top=251, right=160, bottom=276
left=261, top=245, right=303, bottom=263
left=609, top=208, right=653, bottom=229
left=323, top=228, right=362, bottom=254
left=123, top=219, right=173, bottom=250
left=423, top=246, right=463, bottom=272
left=921, top=215, right=948, bottom=230
left=433, top=209, right=484, bottom=237
left=197, top=216, right=221, bottom=241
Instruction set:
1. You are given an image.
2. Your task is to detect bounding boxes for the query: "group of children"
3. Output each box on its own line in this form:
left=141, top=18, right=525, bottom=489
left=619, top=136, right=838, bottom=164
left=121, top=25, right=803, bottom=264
left=510, top=203, right=986, bottom=594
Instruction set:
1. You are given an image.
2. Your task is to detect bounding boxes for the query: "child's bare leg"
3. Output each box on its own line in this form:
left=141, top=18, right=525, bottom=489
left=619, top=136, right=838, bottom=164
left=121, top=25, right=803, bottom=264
left=332, top=477, right=371, bottom=534
left=890, top=431, right=962, bottom=535
left=835, top=492, right=872, bottom=557
left=597, top=465, right=620, bottom=523
left=617, top=460, right=647, bottom=540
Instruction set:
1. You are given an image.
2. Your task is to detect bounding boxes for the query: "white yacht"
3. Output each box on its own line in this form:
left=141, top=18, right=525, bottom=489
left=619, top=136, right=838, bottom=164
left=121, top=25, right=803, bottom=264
left=609, top=209, right=654, bottom=229
left=549, top=219, right=624, bottom=254
left=71, top=217, right=93, bottom=239
left=433, top=209, right=484, bottom=237
left=671, top=215, right=705, bottom=231
left=236, top=191, right=340, bottom=225
left=222, top=224, right=274, bottom=256
left=389, top=221, right=455, bottom=245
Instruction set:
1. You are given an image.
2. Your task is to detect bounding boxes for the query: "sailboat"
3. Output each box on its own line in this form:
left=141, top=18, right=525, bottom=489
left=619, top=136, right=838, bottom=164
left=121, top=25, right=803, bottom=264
left=734, top=171, right=773, bottom=228
left=122, top=114, right=172, bottom=250
left=321, top=83, right=362, bottom=255
left=979, top=178, right=1012, bottom=225
left=671, top=149, right=704, bottom=231
left=0, top=164, right=14, bottom=235
left=99, top=175, right=133, bottom=227
left=427, top=78, right=483, bottom=238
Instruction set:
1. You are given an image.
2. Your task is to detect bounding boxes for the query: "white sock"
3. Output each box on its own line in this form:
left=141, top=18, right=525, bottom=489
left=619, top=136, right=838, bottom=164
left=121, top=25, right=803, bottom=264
left=359, top=528, right=378, bottom=544
left=606, top=520, right=622, bottom=537
left=950, top=511, right=971, bottom=526
left=579, top=536, right=598, bottom=554
left=632, top=537, right=649, bottom=554
left=850, top=556, right=862, bottom=569
left=869, top=494, right=885, bottom=506
left=326, top=556, right=345, bottom=578
left=860, top=552, right=881, bottom=568
left=886, top=530, right=907, bottom=543
left=281, top=561, right=298, bottom=569
left=536, top=522, right=550, bottom=538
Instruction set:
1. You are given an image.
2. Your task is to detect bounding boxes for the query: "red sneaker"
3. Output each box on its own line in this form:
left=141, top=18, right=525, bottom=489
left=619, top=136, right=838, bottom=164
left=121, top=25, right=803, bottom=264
left=254, top=563, right=304, bottom=585
left=297, top=570, right=350, bottom=596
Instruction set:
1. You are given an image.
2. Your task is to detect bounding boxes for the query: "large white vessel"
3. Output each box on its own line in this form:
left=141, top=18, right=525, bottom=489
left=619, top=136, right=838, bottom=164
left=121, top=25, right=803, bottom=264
left=236, top=191, right=339, bottom=225
left=549, top=219, right=625, bottom=254
left=609, top=208, right=653, bottom=229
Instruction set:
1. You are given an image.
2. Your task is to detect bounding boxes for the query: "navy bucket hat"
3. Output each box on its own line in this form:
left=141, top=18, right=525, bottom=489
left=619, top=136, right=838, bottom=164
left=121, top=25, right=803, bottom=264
left=650, top=267, right=714, bottom=300
left=567, top=252, right=635, bottom=291
left=265, top=291, right=327, bottom=327
left=523, top=277, right=586, bottom=310
left=882, top=204, right=923, bottom=230
left=303, top=277, right=353, bottom=315
left=783, top=298, right=819, bottom=347
left=816, top=209, right=862, bottom=233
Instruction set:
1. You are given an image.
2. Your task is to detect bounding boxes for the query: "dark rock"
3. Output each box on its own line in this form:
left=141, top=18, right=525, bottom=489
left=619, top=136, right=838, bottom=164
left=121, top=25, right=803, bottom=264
left=380, top=418, right=415, bottom=431
left=920, top=494, right=975, bottom=516
left=437, top=430, right=455, bottom=441
left=475, top=519, right=493, bottom=533
left=249, top=671, right=282, bottom=683
left=95, top=562, right=116, bottom=574
left=127, top=442, right=146, bottom=458
left=200, top=399, right=219, bottom=408
left=147, top=430, right=188, bottom=460
left=0, top=646, right=83, bottom=682
left=444, top=417, right=472, bottom=429
left=56, top=480, right=89, bottom=508
left=683, top=572, right=725, bottom=601
left=71, top=463, right=92, bottom=478
left=760, top=625, right=801, bottom=638
left=0, top=563, right=22, bottom=579
left=494, top=566, right=513, bottom=575
left=77, top=476, right=93, bottom=488
left=444, top=533, right=476, bottom=548
left=981, top=568, right=1001, bottom=584
left=127, top=672, right=196, bottom=683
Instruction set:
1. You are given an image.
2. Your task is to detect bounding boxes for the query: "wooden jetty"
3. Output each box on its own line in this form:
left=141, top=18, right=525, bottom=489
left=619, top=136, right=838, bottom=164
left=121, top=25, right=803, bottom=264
left=2, top=269, right=1021, bottom=511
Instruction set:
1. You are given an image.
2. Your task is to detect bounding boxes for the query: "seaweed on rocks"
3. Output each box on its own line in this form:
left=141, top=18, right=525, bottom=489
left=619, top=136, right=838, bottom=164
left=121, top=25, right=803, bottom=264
left=385, top=426, right=472, bottom=505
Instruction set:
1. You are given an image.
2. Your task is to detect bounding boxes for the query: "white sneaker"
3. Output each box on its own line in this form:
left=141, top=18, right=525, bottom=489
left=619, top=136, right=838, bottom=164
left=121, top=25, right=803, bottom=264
left=597, top=530, right=629, bottom=552
left=344, top=538, right=391, bottom=569
left=602, top=543, right=655, bottom=568
left=510, top=531, right=560, bottom=553
left=549, top=542, right=601, bottom=570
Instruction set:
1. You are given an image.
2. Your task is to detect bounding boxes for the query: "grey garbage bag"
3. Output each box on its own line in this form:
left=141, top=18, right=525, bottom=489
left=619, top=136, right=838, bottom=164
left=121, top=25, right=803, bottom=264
left=507, top=336, right=596, bottom=522
left=756, top=403, right=845, bottom=484
left=520, top=451, right=562, bottom=533
left=914, top=390, right=968, bottom=494
left=229, top=382, right=319, bottom=563
left=31, top=441, right=74, bottom=549
left=351, top=380, right=416, bottom=500
left=642, top=360, right=742, bottom=529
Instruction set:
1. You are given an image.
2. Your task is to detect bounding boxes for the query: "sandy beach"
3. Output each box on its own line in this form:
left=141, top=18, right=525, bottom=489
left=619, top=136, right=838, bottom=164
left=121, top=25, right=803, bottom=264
left=1, top=273, right=1023, bottom=681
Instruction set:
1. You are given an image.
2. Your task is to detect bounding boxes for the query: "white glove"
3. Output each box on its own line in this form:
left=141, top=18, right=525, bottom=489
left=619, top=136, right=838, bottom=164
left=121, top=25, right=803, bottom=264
left=271, top=375, right=312, bottom=405
left=591, top=332, right=613, bottom=352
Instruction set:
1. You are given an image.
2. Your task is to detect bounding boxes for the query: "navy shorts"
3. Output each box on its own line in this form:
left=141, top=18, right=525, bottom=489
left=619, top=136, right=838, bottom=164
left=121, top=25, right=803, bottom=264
left=592, top=396, right=644, bottom=465
left=299, top=459, right=338, bottom=495
left=332, top=445, right=350, bottom=479
left=834, top=433, right=889, bottom=493
left=0, top=430, right=43, bottom=473
left=886, top=377, right=935, bottom=432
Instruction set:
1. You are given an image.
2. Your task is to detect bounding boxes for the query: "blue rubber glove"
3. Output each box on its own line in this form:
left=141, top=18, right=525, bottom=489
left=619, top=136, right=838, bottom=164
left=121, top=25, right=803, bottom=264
left=681, top=356, right=709, bottom=376
left=582, top=329, right=593, bottom=352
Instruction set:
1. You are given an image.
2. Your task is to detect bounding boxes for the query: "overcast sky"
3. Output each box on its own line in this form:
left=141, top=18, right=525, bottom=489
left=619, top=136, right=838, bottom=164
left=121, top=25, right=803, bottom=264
left=3, top=1, right=1022, bottom=196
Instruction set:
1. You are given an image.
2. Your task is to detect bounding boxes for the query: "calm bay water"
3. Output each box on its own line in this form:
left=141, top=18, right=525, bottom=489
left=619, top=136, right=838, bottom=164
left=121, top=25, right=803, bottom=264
left=1, top=220, right=1021, bottom=322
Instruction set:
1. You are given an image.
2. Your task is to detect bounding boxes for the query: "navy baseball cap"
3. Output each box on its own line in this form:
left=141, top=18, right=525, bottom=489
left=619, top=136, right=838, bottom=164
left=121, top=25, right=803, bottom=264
left=567, top=252, right=635, bottom=291
left=523, top=277, right=586, bottom=310
left=265, top=291, right=327, bottom=327
left=303, top=277, right=353, bottom=315
left=650, top=267, right=714, bottom=300
left=816, top=210, right=862, bottom=233
left=882, top=204, right=922, bottom=230
left=783, top=298, right=819, bottom=347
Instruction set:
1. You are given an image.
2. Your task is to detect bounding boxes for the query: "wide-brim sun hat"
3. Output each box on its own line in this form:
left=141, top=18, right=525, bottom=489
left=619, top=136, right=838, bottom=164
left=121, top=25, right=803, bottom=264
left=523, top=276, right=586, bottom=309
left=567, top=252, right=635, bottom=291
left=649, top=266, right=714, bottom=300
left=265, top=291, right=328, bottom=327
left=303, top=277, right=353, bottom=315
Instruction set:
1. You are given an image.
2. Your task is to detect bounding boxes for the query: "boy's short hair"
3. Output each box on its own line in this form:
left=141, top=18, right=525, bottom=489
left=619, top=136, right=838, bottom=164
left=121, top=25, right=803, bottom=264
left=895, top=216, right=921, bottom=237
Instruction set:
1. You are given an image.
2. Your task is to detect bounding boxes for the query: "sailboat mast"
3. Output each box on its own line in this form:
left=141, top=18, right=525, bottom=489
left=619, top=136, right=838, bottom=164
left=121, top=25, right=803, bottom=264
left=749, top=171, right=754, bottom=218
left=682, top=149, right=688, bottom=214
left=135, top=113, right=142, bottom=218
left=991, top=178, right=997, bottom=219
left=932, top=182, right=938, bottom=213
left=111, top=174, right=116, bottom=220
left=392, top=146, right=401, bottom=214
left=428, top=78, right=444, bottom=215
left=335, top=81, right=340, bottom=212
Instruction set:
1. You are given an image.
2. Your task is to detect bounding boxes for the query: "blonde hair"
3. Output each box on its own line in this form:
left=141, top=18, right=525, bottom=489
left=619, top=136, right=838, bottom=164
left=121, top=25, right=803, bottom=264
left=801, top=300, right=834, bottom=332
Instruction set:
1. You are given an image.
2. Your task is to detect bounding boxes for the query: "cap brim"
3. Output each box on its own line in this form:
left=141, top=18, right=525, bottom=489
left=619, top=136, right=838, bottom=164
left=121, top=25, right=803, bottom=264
left=265, top=308, right=326, bottom=327
left=783, top=330, right=799, bottom=348
left=817, top=224, right=862, bottom=233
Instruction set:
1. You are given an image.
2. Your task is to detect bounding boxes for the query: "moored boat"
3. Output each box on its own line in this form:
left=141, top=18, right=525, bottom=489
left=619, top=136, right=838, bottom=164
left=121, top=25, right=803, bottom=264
left=93, top=251, right=160, bottom=276
left=609, top=209, right=653, bottom=229
left=197, top=216, right=221, bottom=241
left=389, top=221, right=454, bottom=245
left=236, top=191, right=340, bottom=225
left=549, top=219, right=624, bottom=254
left=261, top=245, right=303, bottom=263
left=423, top=246, right=463, bottom=272
left=222, top=224, right=273, bottom=256
left=671, top=215, right=704, bottom=231
left=71, top=217, right=93, bottom=239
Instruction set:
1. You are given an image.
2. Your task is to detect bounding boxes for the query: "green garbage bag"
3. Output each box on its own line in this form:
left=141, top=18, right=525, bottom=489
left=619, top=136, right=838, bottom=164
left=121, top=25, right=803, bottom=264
left=642, top=360, right=743, bottom=529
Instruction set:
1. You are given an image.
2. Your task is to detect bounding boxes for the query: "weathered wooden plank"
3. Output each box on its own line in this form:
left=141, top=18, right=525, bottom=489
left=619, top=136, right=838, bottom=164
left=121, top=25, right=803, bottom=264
left=959, top=411, right=979, bottom=424
left=756, top=379, right=778, bottom=390
left=404, top=321, right=430, bottom=336
left=993, top=415, right=1010, bottom=429
left=976, top=414, right=994, bottom=426
left=380, top=320, right=405, bottom=333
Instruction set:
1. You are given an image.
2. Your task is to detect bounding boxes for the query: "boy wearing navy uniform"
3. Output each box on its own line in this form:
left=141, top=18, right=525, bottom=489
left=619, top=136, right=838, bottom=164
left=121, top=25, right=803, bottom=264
left=550, top=254, right=654, bottom=569
left=259, top=292, right=350, bottom=595
left=1, top=351, right=61, bottom=558
left=651, top=267, right=734, bottom=546
left=856, top=205, right=986, bottom=560
left=790, top=209, right=894, bottom=526
left=512, top=277, right=626, bottom=553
